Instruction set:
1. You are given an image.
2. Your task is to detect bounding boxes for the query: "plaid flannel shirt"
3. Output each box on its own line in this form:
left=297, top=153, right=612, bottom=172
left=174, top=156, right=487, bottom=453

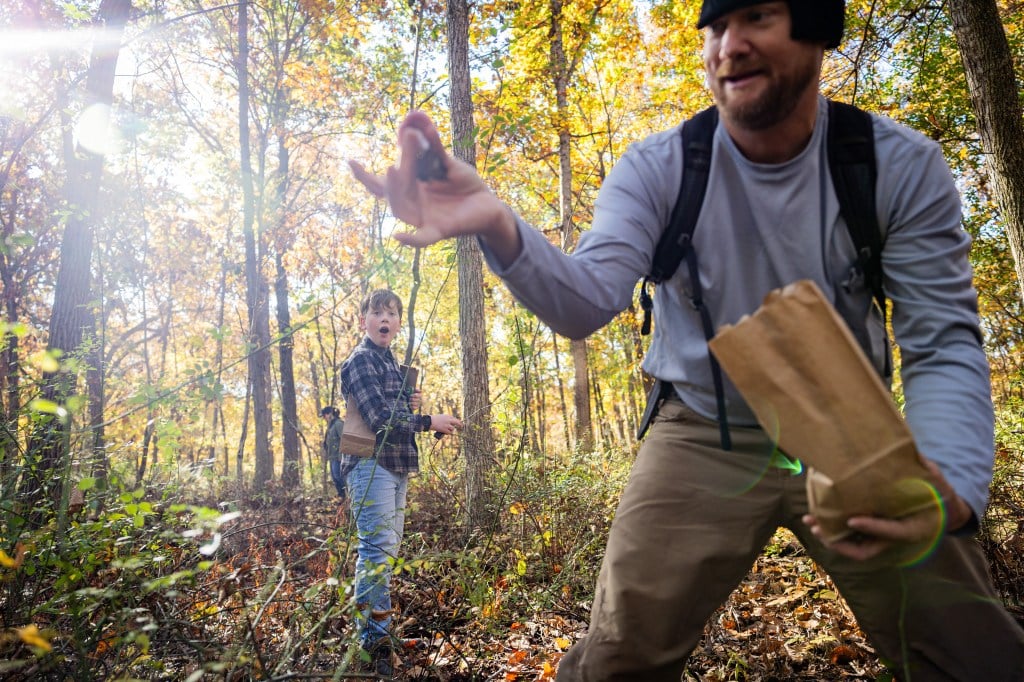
left=337, top=337, right=426, bottom=478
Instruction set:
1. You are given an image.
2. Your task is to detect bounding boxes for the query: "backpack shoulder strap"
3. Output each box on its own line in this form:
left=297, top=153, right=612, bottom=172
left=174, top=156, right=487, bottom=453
left=827, top=100, right=884, bottom=313
left=638, top=105, right=732, bottom=450
left=649, top=105, right=718, bottom=284
left=640, top=105, right=718, bottom=335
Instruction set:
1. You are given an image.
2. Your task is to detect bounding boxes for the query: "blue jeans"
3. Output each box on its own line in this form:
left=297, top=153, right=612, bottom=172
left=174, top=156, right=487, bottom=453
left=329, top=459, right=346, bottom=497
left=346, top=458, right=409, bottom=648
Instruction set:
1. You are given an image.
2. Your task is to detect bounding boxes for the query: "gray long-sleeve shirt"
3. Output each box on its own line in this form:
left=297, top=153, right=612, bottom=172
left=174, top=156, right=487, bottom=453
left=480, top=96, right=994, bottom=521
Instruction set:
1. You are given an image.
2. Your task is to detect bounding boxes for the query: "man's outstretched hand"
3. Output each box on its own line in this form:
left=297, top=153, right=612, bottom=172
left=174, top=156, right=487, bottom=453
left=348, top=111, right=521, bottom=264
left=803, top=458, right=973, bottom=562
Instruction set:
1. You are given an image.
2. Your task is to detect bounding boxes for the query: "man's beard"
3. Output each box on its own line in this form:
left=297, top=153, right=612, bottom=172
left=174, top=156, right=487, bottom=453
left=713, top=56, right=818, bottom=131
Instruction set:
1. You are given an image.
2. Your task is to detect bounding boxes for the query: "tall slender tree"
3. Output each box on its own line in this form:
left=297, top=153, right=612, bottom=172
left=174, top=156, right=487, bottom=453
left=447, top=0, right=497, bottom=531
left=238, top=0, right=275, bottom=487
left=21, top=0, right=131, bottom=515
left=548, top=0, right=598, bottom=452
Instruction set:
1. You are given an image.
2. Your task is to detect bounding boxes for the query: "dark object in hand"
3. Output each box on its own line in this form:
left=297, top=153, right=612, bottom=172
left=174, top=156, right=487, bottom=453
left=434, top=431, right=444, bottom=440
left=416, top=148, right=447, bottom=182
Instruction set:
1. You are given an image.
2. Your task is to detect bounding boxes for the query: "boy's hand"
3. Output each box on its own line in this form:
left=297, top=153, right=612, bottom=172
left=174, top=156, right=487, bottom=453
left=348, top=111, right=521, bottom=266
left=409, top=389, right=422, bottom=412
left=430, top=414, right=463, bottom=437
left=803, top=458, right=973, bottom=561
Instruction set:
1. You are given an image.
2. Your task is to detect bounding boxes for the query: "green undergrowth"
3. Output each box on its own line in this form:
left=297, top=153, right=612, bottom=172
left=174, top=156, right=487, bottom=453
left=2, top=423, right=1022, bottom=680
left=0, top=446, right=635, bottom=680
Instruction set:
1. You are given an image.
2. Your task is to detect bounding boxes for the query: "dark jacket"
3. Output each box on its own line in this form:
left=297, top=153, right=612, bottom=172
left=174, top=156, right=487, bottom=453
left=323, top=416, right=343, bottom=461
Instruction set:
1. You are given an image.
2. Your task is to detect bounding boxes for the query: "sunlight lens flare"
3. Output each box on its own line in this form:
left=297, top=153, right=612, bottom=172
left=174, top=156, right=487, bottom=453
left=74, top=103, right=122, bottom=156
left=0, top=28, right=123, bottom=56
left=760, top=404, right=804, bottom=474
left=892, top=478, right=945, bottom=568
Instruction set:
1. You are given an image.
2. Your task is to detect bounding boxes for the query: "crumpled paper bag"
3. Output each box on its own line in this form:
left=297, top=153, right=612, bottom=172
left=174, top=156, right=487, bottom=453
left=707, top=280, right=938, bottom=543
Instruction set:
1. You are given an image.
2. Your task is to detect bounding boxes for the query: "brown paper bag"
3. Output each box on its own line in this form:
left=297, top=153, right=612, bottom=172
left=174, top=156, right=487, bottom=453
left=341, top=365, right=419, bottom=457
left=707, top=280, right=937, bottom=542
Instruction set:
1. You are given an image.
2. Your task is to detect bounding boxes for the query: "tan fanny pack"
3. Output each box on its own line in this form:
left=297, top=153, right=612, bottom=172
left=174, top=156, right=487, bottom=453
left=341, top=365, right=419, bottom=458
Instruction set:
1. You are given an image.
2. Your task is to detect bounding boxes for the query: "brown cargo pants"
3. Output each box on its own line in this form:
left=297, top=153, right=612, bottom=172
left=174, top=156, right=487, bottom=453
left=557, top=398, right=1024, bottom=681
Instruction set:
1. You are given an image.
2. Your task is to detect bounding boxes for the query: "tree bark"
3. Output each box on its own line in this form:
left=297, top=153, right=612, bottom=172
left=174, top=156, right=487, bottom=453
left=86, top=279, right=107, bottom=507
left=136, top=213, right=156, bottom=486
left=0, top=193, right=22, bottom=471
left=551, top=331, right=571, bottom=452
left=947, top=0, right=1024, bottom=303
left=212, top=249, right=228, bottom=475
left=515, top=322, right=537, bottom=454
left=237, top=376, right=252, bottom=481
left=238, top=0, right=274, bottom=487
left=448, top=0, right=497, bottom=533
left=272, top=122, right=300, bottom=486
left=275, top=247, right=301, bottom=486
left=21, top=0, right=131, bottom=515
left=549, top=0, right=593, bottom=452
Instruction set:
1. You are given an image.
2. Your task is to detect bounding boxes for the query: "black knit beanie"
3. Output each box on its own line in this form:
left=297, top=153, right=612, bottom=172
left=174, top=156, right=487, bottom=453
left=697, top=0, right=845, bottom=49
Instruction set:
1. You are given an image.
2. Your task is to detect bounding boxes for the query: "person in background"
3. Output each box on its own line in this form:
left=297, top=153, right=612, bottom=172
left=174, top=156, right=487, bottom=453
left=338, top=288, right=462, bottom=676
left=321, top=405, right=346, bottom=498
left=348, top=1, right=1024, bottom=680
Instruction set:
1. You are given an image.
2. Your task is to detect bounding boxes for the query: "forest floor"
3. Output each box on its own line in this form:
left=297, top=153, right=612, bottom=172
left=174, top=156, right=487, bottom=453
left=229, top=495, right=894, bottom=681
left=11, top=468, right=1023, bottom=682
left=381, top=538, right=890, bottom=681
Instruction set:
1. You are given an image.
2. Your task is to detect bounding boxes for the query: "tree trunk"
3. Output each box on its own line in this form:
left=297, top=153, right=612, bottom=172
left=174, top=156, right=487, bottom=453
left=947, top=0, right=1024, bottom=304
left=405, top=3, right=426, bottom=370
left=551, top=331, right=571, bottom=451
left=237, top=377, right=251, bottom=481
left=308, top=344, right=330, bottom=494
left=535, top=356, right=547, bottom=453
left=591, top=364, right=607, bottom=447
left=516, top=324, right=537, bottom=454
left=570, top=339, right=592, bottom=451
left=21, top=0, right=131, bottom=516
left=86, top=289, right=107, bottom=507
left=0, top=208, right=21, bottom=473
left=549, top=0, right=593, bottom=452
left=448, top=0, right=497, bottom=533
left=136, top=215, right=156, bottom=486
left=272, top=130, right=300, bottom=486
left=312, top=299, right=342, bottom=494
left=212, top=249, right=228, bottom=475
left=275, top=249, right=300, bottom=486
left=238, top=0, right=274, bottom=487
left=624, top=324, right=643, bottom=444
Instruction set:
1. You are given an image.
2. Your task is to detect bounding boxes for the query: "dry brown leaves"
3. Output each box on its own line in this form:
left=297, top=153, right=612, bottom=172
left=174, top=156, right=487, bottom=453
left=183, top=499, right=889, bottom=681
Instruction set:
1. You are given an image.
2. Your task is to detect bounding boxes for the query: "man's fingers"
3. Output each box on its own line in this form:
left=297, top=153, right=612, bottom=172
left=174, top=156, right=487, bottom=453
left=394, top=225, right=442, bottom=248
left=846, top=515, right=908, bottom=540
left=393, top=231, right=423, bottom=247
left=398, top=126, right=431, bottom=181
left=849, top=508, right=943, bottom=543
left=804, top=517, right=890, bottom=560
left=401, top=111, right=443, bottom=150
left=348, top=160, right=386, bottom=198
left=828, top=538, right=887, bottom=561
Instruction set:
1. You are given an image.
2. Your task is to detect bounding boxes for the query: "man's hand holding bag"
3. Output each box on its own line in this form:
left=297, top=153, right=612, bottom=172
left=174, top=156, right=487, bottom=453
left=707, top=280, right=940, bottom=545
